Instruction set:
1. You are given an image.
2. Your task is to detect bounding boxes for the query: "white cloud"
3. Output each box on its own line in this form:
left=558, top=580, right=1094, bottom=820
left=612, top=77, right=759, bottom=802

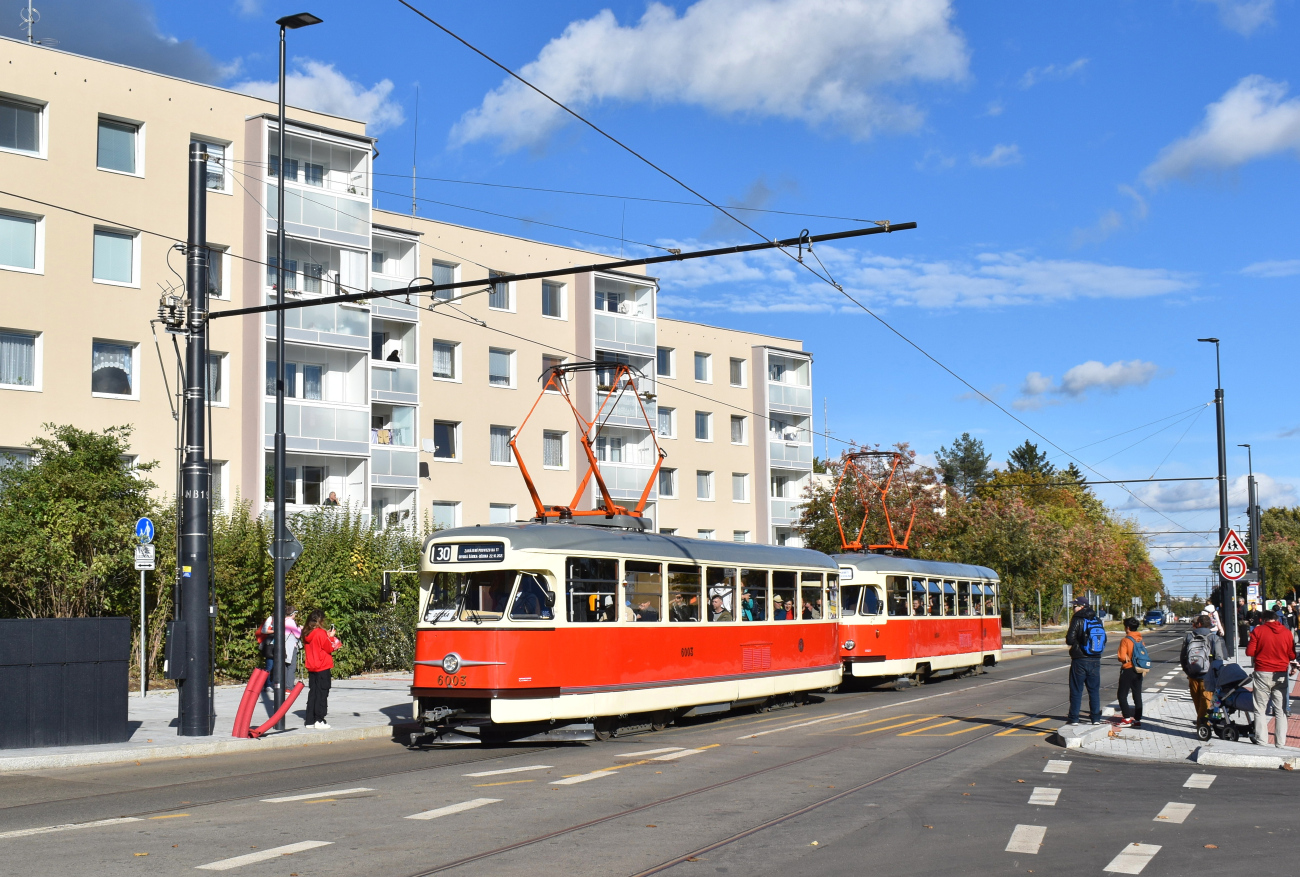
left=1197, top=0, right=1275, bottom=35
left=1071, top=185, right=1148, bottom=247
left=971, top=143, right=1022, bottom=167
left=1143, top=75, right=1300, bottom=183
left=1019, top=57, right=1089, bottom=89
left=451, top=0, right=969, bottom=150
left=915, top=149, right=957, bottom=172
left=1242, top=259, right=1300, bottom=278
left=1124, top=473, right=1296, bottom=512
left=233, top=60, right=405, bottom=133
left=985, top=100, right=1005, bottom=117
left=234, top=0, right=261, bottom=16
left=1014, top=359, right=1160, bottom=409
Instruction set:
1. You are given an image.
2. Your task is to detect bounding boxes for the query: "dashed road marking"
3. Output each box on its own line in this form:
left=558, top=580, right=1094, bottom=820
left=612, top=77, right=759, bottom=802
left=405, top=798, right=501, bottom=820
left=474, top=780, right=534, bottom=787
left=552, top=771, right=619, bottom=785
left=619, top=748, right=683, bottom=758
left=1005, top=824, right=1046, bottom=854
left=652, top=744, right=718, bottom=761
left=1153, top=802, right=1194, bottom=824
left=261, top=787, right=373, bottom=803
left=196, top=841, right=331, bottom=871
left=1184, top=773, right=1216, bottom=789
left=0, top=817, right=141, bottom=840
left=1103, top=843, right=1162, bottom=874
left=1043, top=760, right=1072, bottom=774
left=1028, top=787, right=1060, bottom=806
left=462, top=765, right=552, bottom=777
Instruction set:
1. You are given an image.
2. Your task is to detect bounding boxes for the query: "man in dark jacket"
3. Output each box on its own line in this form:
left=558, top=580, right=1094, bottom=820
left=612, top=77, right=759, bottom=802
left=1065, top=597, right=1104, bottom=725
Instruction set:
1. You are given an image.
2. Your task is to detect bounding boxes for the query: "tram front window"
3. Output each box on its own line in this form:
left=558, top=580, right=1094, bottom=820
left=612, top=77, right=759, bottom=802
left=841, top=585, right=862, bottom=617
left=626, top=560, right=663, bottom=622
left=863, top=586, right=882, bottom=615
left=567, top=557, right=618, bottom=623
left=458, top=570, right=516, bottom=622
left=887, top=576, right=909, bottom=616
left=422, top=572, right=462, bottom=623
left=668, top=564, right=702, bottom=622
left=800, top=572, right=823, bottom=619
left=509, top=574, right=555, bottom=621
left=740, top=569, right=767, bottom=620
left=773, top=571, right=797, bottom=620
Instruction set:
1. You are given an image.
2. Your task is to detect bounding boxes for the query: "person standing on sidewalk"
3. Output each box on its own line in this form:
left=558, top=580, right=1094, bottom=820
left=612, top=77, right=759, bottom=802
left=1200, top=601, right=1224, bottom=637
left=1116, top=618, right=1148, bottom=728
left=302, top=609, right=342, bottom=730
left=1065, top=597, right=1107, bottom=725
left=1246, top=609, right=1296, bottom=747
left=1181, top=615, right=1226, bottom=727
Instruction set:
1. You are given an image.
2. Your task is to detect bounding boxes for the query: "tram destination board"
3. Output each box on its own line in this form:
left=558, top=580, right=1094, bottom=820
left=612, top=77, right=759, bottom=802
left=431, top=542, right=506, bottom=564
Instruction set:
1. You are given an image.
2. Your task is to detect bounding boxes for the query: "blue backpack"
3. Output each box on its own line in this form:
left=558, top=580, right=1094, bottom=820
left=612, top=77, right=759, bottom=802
left=1126, top=635, right=1150, bottom=672
left=1081, top=618, right=1107, bottom=656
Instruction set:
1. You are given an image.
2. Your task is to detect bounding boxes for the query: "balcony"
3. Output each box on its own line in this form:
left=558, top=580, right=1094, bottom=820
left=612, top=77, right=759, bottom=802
left=594, top=312, right=655, bottom=354
left=371, top=446, right=419, bottom=489
left=265, top=400, right=369, bottom=455
left=597, top=461, right=659, bottom=501
left=770, top=497, right=804, bottom=524
left=371, top=363, right=418, bottom=403
left=370, top=277, right=420, bottom=321
left=596, top=387, right=657, bottom=429
left=768, top=381, right=812, bottom=410
left=769, top=441, right=813, bottom=469
left=267, top=299, right=369, bottom=350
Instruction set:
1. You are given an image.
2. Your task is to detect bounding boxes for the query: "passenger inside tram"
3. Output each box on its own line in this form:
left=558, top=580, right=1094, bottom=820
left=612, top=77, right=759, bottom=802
left=709, top=595, right=733, bottom=622
left=773, top=572, right=797, bottom=620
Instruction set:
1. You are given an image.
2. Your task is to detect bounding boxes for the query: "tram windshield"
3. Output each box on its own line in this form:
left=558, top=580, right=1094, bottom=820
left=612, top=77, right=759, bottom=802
left=841, top=585, right=862, bottom=617
left=423, top=570, right=519, bottom=623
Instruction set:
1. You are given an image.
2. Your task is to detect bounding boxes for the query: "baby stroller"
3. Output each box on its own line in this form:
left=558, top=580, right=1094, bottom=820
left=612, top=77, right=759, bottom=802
left=1198, top=663, right=1255, bottom=742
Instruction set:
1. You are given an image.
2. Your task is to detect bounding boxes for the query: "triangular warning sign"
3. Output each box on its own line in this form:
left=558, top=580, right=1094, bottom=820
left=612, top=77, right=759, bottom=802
left=1218, top=528, right=1248, bottom=556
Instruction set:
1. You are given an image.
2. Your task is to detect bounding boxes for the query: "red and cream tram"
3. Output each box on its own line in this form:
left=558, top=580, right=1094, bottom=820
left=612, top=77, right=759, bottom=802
left=834, top=554, right=1002, bottom=685
left=413, top=523, right=843, bottom=742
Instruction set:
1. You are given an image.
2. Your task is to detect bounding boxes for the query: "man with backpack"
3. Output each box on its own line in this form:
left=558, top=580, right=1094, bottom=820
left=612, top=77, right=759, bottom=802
left=1246, top=609, right=1297, bottom=747
left=1181, top=614, right=1225, bottom=727
left=1116, top=617, right=1149, bottom=728
left=1065, top=596, right=1108, bottom=725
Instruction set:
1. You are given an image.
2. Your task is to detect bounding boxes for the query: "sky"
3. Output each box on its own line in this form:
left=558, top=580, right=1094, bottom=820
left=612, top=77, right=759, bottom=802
left=27, top=0, right=1300, bottom=597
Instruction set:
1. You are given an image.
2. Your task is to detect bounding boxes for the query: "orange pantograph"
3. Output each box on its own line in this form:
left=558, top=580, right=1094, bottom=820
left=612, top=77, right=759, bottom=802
left=510, top=361, right=665, bottom=521
left=832, top=450, right=917, bottom=553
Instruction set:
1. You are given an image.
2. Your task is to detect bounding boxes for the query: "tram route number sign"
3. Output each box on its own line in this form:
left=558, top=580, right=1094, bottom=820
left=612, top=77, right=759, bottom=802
left=431, top=542, right=506, bottom=564
left=1219, top=555, right=1247, bottom=582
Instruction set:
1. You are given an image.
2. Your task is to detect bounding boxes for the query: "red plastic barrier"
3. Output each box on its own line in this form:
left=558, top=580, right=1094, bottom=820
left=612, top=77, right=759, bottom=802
left=231, top=668, right=269, bottom=738
left=249, top=681, right=305, bottom=739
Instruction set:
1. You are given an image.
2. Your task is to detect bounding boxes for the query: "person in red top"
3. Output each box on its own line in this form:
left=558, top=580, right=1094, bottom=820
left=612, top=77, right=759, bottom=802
left=1246, top=609, right=1297, bottom=747
left=301, top=609, right=341, bottom=730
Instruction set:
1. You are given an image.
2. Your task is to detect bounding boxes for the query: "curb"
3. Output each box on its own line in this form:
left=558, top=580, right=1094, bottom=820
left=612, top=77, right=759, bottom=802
left=1193, top=745, right=1300, bottom=770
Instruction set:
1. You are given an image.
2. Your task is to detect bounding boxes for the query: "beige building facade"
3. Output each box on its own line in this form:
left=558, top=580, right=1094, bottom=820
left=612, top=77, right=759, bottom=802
left=0, top=38, right=814, bottom=545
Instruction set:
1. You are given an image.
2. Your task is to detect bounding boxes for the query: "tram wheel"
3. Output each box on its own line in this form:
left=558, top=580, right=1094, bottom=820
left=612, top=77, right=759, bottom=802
left=651, top=711, right=671, bottom=731
left=593, top=718, right=617, bottom=741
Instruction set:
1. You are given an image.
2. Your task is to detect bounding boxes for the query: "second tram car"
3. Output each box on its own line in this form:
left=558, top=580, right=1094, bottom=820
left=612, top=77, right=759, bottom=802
left=413, top=523, right=843, bottom=742
left=834, top=554, right=1002, bottom=685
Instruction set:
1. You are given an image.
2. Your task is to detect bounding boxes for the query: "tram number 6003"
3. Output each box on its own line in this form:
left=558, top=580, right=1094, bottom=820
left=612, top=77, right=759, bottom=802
left=436, top=674, right=469, bottom=687
left=680, top=646, right=694, bottom=658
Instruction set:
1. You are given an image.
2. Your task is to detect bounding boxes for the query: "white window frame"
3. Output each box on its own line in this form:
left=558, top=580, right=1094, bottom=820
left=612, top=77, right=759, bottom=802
left=694, top=411, right=712, bottom=443
left=694, top=352, right=712, bottom=383
left=0, top=328, right=41, bottom=392
left=91, top=338, right=140, bottom=400
left=729, top=357, right=747, bottom=388
left=489, top=503, right=517, bottom=524
left=430, top=500, right=461, bottom=530
left=430, top=339, right=461, bottom=383
left=487, top=347, right=516, bottom=389
left=732, top=472, right=750, bottom=503
left=96, top=114, right=145, bottom=178
left=91, top=226, right=140, bottom=288
left=488, top=271, right=515, bottom=312
left=733, top=531, right=750, bottom=543
left=542, top=354, right=566, bottom=393
left=660, top=527, right=678, bottom=536
left=206, top=351, right=229, bottom=407
left=657, top=346, right=675, bottom=379
left=206, top=245, right=230, bottom=300
left=656, top=406, right=676, bottom=439
left=430, top=419, right=460, bottom=463
left=541, top=280, right=566, bottom=320
left=0, top=209, right=44, bottom=275
left=658, top=467, right=677, bottom=499
left=730, top=415, right=747, bottom=445
left=192, top=136, right=232, bottom=195
left=429, top=259, right=458, bottom=301
left=697, top=529, right=715, bottom=540
left=542, top=429, right=568, bottom=470
left=696, top=470, right=714, bottom=501
left=210, top=460, right=230, bottom=512
left=0, top=92, right=48, bottom=160
left=489, top=424, right=516, bottom=466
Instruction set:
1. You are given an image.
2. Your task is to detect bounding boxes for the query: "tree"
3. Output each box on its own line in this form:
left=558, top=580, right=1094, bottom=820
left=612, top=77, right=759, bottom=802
left=935, top=433, right=992, bottom=499
left=1259, top=507, right=1300, bottom=601
left=1007, top=440, right=1055, bottom=478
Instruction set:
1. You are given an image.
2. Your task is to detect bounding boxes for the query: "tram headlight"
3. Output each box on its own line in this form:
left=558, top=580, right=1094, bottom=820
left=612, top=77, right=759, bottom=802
left=842, top=640, right=856, bottom=651
left=441, top=653, right=461, bottom=674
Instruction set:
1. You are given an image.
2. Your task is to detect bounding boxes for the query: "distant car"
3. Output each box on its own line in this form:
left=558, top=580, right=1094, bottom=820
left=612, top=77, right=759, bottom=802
left=1144, top=609, right=1165, bottom=627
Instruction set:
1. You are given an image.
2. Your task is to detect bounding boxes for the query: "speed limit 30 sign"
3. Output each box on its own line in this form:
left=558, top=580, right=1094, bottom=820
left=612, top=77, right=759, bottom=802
left=1219, top=555, right=1247, bottom=581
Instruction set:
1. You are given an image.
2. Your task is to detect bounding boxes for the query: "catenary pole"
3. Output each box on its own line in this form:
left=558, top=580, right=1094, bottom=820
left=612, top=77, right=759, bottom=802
left=271, top=17, right=289, bottom=732
left=1200, top=338, right=1234, bottom=657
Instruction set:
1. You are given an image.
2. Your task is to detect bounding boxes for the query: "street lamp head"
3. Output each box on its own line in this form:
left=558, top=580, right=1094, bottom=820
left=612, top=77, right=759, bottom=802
left=277, top=12, right=323, bottom=28
left=1197, top=337, right=1219, bottom=344
left=1237, top=443, right=1250, bottom=449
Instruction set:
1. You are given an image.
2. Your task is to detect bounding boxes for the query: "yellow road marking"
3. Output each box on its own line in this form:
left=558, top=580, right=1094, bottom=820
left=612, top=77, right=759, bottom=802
left=899, top=718, right=983, bottom=737
left=473, top=780, right=535, bottom=787
left=303, top=799, right=337, bottom=804
left=995, top=716, right=1052, bottom=737
left=832, top=713, right=919, bottom=732
left=852, top=716, right=941, bottom=736
left=148, top=814, right=189, bottom=820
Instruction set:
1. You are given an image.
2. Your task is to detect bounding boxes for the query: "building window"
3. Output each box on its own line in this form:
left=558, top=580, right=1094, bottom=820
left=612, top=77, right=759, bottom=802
left=696, top=470, right=713, bottom=500
left=268, top=154, right=298, bottom=182
left=193, top=139, right=228, bottom=192
left=657, top=347, right=674, bottom=378
left=97, top=117, right=140, bottom=174
left=432, top=420, right=458, bottom=460
left=543, top=430, right=566, bottom=468
left=542, top=281, right=564, bottom=318
left=430, top=501, right=459, bottom=530
left=91, top=340, right=135, bottom=397
left=206, top=246, right=227, bottom=299
left=206, top=352, right=226, bottom=404
left=489, top=503, right=515, bottom=524
left=694, top=352, right=711, bottom=382
left=697, top=529, right=715, bottom=540
left=542, top=354, right=565, bottom=389
left=0, top=330, right=38, bottom=389
left=733, top=531, right=749, bottom=543
left=657, top=406, right=675, bottom=438
left=730, top=358, right=746, bottom=387
left=488, top=348, right=513, bottom=387
left=0, top=211, right=39, bottom=272
left=0, top=96, right=42, bottom=155
left=303, top=162, right=324, bottom=187
left=92, top=228, right=136, bottom=285
left=488, top=270, right=511, bottom=310
left=731, top=415, right=747, bottom=444
left=490, top=426, right=514, bottom=464
left=431, top=341, right=458, bottom=380
left=694, top=411, right=712, bottom=441
left=430, top=260, right=455, bottom=301
left=732, top=473, right=749, bottom=502
left=660, top=527, right=677, bottom=536
left=658, top=467, right=677, bottom=498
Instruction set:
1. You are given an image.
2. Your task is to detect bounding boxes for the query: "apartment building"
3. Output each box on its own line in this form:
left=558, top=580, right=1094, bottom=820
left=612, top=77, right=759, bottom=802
left=0, top=37, right=814, bottom=544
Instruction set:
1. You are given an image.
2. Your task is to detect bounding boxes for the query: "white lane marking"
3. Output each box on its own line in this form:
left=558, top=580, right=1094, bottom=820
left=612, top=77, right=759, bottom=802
left=261, top=787, right=373, bottom=803
left=1153, top=682, right=1167, bottom=688
left=1005, top=824, right=1046, bottom=854
left=552, top=771, right=619, bottom=785
left=0, top=817, right=141, bottom=840
left=1184, top=773, right=1216, bottom=789
left=618, top=747, right=684, bottom=758
left=196, top=841, right=331, bottom=871
left=1154, top=802, right=1195, bottom=824
left=405, top=798, right=501, bottom=820
left=462, top=765, right=552, bottom=777
left=652, top=748, right=707, bottom=761
left=1043, top=760, right=1072, bottom=774
left=1103, top=843, right=1162, bottom=874
left=1028, top=787, right=1060, bottom=806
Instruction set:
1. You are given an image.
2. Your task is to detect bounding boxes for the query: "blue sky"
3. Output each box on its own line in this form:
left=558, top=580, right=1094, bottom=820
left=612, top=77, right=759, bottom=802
left=36, top=0, right=1300, bottom=595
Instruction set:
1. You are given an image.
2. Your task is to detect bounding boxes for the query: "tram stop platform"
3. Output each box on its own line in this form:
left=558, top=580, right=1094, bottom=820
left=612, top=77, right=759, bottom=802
left=0, top=673, right=415, bottom=773
left=1050, top=659, right=1300, bottom=771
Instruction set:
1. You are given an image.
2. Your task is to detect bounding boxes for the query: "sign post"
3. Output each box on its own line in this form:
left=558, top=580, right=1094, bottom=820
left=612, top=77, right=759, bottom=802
left=134, top=517, right=155, bottom=698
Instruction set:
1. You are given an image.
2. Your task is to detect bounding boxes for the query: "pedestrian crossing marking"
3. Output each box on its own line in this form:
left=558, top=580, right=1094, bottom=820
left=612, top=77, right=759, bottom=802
left=1043, top=760, right=1072, bottom=774
left=1154, top=802, right=1194, bottom=824
left=1005, top=824, right=1046, bottom=854
left=405, top=798, right=501, bottom=820
left=196, top=841, right=331, bottom=871
left=1183, top=773, right=1216, bottom=789
left=1028, top=787, right=1060, bottom=806
left=1103, top=843, right=1161, bottom=874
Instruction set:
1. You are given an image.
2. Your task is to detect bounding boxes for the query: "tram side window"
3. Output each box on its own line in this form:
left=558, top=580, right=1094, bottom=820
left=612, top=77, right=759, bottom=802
left=773, top=571, right=797, bottom=620
left=740, top=569, right=768, bottom=621
left=943, top=581, right=957, bottom=616
left=928, top=580, right=943, bottom=616
left=863, top=586, right=882, bottom=615
left=706, top=567, right=737, bottom=622
left=841, top=585, right=862, bottom=617
left=800, top=572, right=824, bottom=619
left=912, top=578, right=928, bottom=616
left=459, top=570, right=517, bottom=622
left=668, top=564, right=702, bottom=622
left=957, top=581, right=971, bottom=617
left=566, top=557, right=618, bottom=623
left=887, top=576, right=910, bottom=616
left=988, top=583, right=999, bottom=617
left=424, top=572, right=461, bottom=623
left=625, top=560, right=663, bottom=622
left=826, top=574, right=839, bottom=619
left=509, top=573, right=555, bottom=621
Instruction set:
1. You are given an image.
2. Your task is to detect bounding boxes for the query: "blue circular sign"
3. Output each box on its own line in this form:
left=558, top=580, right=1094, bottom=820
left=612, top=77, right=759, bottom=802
left=135, top=517, right=155, bottom=545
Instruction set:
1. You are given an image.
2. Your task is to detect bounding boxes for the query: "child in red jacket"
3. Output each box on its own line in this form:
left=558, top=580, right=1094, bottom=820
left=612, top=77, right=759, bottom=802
left=302, top=610, right=341, bottom=730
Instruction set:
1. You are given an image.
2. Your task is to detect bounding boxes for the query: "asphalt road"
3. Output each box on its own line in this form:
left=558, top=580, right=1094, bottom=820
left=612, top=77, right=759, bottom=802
left=2, top=625, right=1295, bottom=876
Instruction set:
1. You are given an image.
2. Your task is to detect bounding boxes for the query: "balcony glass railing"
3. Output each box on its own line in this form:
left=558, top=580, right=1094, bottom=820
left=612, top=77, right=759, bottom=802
left=768, top=382, right=812, bottom=408
left=771, top=498, right=803, bottom=520
left=371, top=364, right=418, bottom=394
left=596, top=390, right=657, bottom=422
left=265, top=401, right=368, bottom=444
left=597, top=461, right=657, bottom=492
left=267, top=299, right=369, bottom=338
left=371, top=427, right=414, bottom=447
left=371, top=447, right=419, bottom=477
left=769, top=442, right=813, bottom=466
left=595, top=312, right=655, bottom=348
left=267, top=183, right=369, bottom=236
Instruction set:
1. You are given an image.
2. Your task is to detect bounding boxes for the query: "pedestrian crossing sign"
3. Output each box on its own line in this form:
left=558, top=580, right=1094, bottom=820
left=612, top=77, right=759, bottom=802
left=1217, top=528, right=1248, bottom=556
